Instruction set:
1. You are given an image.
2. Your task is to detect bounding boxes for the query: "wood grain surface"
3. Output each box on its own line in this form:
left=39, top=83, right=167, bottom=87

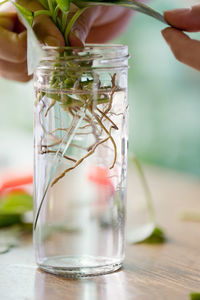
left=1, top=166, right=200, bottom=300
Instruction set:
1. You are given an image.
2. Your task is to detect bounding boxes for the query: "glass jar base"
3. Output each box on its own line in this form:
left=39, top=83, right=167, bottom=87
left=38, top=255, right=123, bottom=278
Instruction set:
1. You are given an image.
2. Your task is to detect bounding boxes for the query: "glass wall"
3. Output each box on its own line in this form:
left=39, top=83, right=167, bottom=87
left=1, top=0, right=200, bottom=175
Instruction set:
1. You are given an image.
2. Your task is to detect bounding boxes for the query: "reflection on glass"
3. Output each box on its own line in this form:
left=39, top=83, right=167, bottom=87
left=34, top=269, right=128, bottom=300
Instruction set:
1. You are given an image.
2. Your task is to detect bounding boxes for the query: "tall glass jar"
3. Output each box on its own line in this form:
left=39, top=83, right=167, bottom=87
left=33, top=44, right=129, bottom=277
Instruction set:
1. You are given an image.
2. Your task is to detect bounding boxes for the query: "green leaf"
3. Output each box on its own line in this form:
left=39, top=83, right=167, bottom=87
left=64, top=7, right=88, bottom=44
left=143, top=226, right=166, bottom=244
left=0, top=193, right=33, bottom=215
left=0, top=214, right=22, bottom=228
left=56, top=0, right=70, bottom=12
left=72, top=0, right=166, bottom=24
left=190, top=293, right=200, bottom=300
left=127, top=223, right=166, bottom=244
left=34, top=10, right=52, bottom=17
left=38, top=0, right=49, bottom=9
left=13, top=3, right=34, bottom=26
left=0, top=0, right=8, bottom=6
left=0, top=226, right=21, bottom=254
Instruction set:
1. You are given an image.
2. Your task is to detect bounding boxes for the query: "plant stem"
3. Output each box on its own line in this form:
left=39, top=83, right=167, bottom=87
left=131, top=155, right=156, bottom=223
left=34, top=10, right=52, bottom=17
left=64, top=7, right=88, bottom=45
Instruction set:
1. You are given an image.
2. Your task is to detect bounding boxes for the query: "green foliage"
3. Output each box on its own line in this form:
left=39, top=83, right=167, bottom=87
left=56, top=0, right=70, bottom=12
left=0, top=214, right=22, bottom=228
left=13, top=3, right=34, bottom=26
left=190, top=293, right=200, bottom=300
left=141, top=226, right=165, bottom=244
left=128, top=223, right=166, bottom=244
left=0, top=192, right=33, bottom=228
left=0, top=193, right=33, bottom=215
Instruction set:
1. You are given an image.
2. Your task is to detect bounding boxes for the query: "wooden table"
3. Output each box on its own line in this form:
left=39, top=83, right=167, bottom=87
left=1, top=166, right=200, bottom=300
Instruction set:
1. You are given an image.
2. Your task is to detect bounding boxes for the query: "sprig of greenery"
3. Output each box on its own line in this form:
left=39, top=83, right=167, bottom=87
left=128, top=155, right=166, bottom=244
left=190, top=293, right=200, bottom=300
left=4, top=0, right=167, bottom=233
left=0, top=192, right=33, bottom=228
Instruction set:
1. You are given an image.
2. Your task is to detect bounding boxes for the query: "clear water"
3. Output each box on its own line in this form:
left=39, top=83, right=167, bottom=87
left=34, top=89, right=128, bottom=277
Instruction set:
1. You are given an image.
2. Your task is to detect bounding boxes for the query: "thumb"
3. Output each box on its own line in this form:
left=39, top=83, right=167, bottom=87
left=33, top=15, right=65, bottom=46
left=164, top=4, right=200, bottom=32
left=17, top=0, right=65, bottom=46
left=69, top=7, right=102, bottom=46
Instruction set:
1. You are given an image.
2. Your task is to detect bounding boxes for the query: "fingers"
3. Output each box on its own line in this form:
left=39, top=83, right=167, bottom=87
left=33, top=15, right=65, bottom=46
left=69, top=6, right=102, bottom=46
left=69, top=7, right=132, bottom=46
left=17, top=0, right=65, bottom=46
left=0, top=11, right=27, bottom=63
left=87, top=9, right=132, bottom=43
left=0, top=27, right=27, bottom=63
left=162, top=27, right=200, bottom=71
left=164, top=4, right=200, bottom=32
left=0, top=59, right=31, bottom=82
left=0, top=11, right=16, bottom=31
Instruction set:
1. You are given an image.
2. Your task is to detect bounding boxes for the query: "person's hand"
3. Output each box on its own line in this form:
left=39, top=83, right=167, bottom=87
left=0, top=1, right=64, bottom=82
left=162, top=4, right=200, bottom=71
left=0, top=1, right=132, bottom=82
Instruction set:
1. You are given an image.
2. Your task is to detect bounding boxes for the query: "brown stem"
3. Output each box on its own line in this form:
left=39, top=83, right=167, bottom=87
left=92, top=111, right=117, bottom=169
left=45, top=99, right=56, bottom=117
left=51, top=134, right=111, bottom=187
left=96, top=107, right=118, bottom=130
left=40, top=149, right=77, bottom=163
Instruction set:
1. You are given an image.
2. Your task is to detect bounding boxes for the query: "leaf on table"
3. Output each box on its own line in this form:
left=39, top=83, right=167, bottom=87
left=0, top=192, right=33, bottom=215
left=0, top=191, right=33, bottom=227
left=0, top=214, right=22, bottom=228
left=0, top=226, right=21, bottom=254
left=180, top=212, right=200, bottom=222
left=0, top=224, right=32, bottom=254
left=190, top=293, right=200, bottom=300
left=127, top=223, right=166, bottom=244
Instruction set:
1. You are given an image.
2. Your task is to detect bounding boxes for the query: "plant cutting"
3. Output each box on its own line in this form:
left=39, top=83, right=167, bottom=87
left=0, top=0, right=167, bottom=276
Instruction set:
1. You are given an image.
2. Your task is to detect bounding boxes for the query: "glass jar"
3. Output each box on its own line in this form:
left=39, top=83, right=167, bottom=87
left=33, top=44, right=129, bottom=277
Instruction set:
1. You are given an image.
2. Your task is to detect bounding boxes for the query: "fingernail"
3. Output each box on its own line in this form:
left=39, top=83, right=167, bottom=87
left=69, top=29, right=85, bottom=47
left=43, top=36, right=61, bottom=46
left=164, top=8, right=191, bottom=15
left=161, top=28, right=170, bottom=39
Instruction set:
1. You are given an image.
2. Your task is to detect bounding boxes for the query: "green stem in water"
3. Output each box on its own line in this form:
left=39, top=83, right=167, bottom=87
left=64, top=7, right=88, bottom=45
left=47, top=0, right=54, bottom=15
left=34, top=10, right=52, bottom=17
left=53, top=4, right=60, bottom=24
left=131, top=155, right=156, bottom=223
left=61, top=12, right=68, bottom=33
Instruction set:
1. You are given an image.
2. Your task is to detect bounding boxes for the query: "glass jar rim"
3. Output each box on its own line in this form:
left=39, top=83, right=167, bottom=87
left=42, top=43, right=128, bottom=51
left=38, top=43, right=129, bottom=71
left=42, top=43, right=129, bottom=61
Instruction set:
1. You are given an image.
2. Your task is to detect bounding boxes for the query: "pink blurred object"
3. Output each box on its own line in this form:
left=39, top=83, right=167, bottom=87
left=0, top=169, right=33, bottom=196
left=88, top=166, right=115, bottom=209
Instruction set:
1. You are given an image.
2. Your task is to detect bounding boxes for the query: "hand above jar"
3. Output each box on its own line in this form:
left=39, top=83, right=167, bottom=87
left=162, top=4, right=200, bottom=71
left=0, top=0, right=132, bottom=82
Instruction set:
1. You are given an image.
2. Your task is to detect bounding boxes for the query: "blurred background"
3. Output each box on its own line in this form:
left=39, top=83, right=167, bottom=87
left=1, top=0, right=200, bottom=176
